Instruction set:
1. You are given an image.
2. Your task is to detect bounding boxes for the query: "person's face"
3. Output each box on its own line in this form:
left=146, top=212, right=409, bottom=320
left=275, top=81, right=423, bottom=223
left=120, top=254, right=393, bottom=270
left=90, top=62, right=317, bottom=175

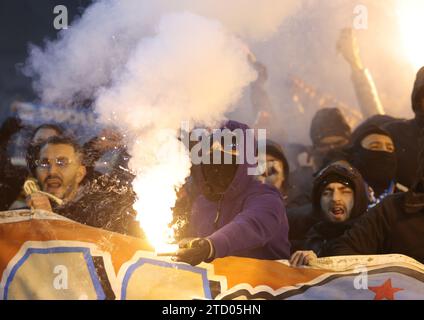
left=257, top=154, right=285, bottom=190
left=320, top=182, right=354, bottom=223
left=36, top=144, right=86, bottom=202
left=361, top=134, right=394, bottom=153
left=32, top=128, right=60, bottom=145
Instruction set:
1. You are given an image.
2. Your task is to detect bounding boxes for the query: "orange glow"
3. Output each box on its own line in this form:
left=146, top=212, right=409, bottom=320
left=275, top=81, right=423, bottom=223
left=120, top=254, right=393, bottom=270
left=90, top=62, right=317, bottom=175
left=397, top=0, right=424, bottom=71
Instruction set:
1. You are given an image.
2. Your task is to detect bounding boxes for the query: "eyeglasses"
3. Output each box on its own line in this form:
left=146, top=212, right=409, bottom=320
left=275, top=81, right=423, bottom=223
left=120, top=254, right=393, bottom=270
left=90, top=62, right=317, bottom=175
left=35, top=157, right=74, bottom=170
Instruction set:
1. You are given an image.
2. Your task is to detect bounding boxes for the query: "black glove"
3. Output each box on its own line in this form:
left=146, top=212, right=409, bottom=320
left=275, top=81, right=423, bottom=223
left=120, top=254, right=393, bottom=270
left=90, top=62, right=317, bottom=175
left=174, top=238, right=214, bottom=266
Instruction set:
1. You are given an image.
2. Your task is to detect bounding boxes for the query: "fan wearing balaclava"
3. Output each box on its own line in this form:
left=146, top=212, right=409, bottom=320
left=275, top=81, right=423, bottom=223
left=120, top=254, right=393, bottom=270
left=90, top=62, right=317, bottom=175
left=174, top=120, right=291, bottom=266
left=383, top=66, right=424, bottom=189
left=349, top=125, right=399, bottom=204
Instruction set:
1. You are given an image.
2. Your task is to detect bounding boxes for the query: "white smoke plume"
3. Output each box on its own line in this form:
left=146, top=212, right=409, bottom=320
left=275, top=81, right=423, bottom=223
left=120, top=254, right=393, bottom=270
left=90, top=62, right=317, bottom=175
left=24, top=0, right=301, bottom=106
left=248, top=0, right=421, bottom=145
left=96, top=12, right=257, bottom=249
left=23, top=0, right=422, bottom=148
left=23, top=0, right=300, bottom=250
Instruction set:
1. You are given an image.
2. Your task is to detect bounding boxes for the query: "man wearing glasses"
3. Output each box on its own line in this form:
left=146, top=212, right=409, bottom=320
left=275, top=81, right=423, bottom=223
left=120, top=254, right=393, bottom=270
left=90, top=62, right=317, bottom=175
left=27, top=136, right=87, bottom=212
left=27, top=135, right=141, bottom=237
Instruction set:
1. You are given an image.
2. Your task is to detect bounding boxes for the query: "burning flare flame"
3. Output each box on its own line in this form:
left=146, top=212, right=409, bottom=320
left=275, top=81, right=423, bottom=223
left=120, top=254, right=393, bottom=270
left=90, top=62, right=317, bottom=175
left=131, top=129, right=190, bottom=254
left=396, top=0, right=424, bottom=70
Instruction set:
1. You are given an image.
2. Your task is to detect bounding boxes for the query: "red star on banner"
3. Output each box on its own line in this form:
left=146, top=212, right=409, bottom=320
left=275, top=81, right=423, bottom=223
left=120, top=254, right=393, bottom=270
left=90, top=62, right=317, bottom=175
left=369, top=279, right=404, bottom=300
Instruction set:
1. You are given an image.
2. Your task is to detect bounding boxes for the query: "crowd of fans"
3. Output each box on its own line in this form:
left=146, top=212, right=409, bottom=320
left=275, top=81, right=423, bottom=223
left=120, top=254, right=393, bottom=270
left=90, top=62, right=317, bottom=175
left=1, top=29, right=424, bottom=266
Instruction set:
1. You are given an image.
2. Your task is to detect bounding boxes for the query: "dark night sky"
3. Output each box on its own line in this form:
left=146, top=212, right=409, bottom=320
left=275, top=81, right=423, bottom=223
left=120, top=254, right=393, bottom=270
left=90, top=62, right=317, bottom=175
left=0, top=0, right=92, bottom=121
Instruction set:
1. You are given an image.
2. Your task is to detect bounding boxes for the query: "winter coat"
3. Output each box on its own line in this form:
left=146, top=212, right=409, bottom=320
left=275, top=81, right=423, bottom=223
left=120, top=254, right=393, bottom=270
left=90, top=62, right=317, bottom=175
left=286, top=203, right=319, bottom=253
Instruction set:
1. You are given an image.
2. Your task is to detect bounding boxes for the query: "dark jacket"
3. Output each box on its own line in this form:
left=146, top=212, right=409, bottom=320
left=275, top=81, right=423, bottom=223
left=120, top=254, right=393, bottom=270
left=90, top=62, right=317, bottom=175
left=285, top=166, right=314, bottom=208
left=0, top=117, right=26, bottom=211
left=286, top=203, right=319, bottom=253
left=323, top=192, right=424, bottom=263
left=55, top=174, right=142, bottom=237
left=188, top=120, right=291, bottom=260
left=303, top=162, right=369, bottom=256
left=324, top=134, right=424, bottom=263
left=383, top=67, right=424, bottom=188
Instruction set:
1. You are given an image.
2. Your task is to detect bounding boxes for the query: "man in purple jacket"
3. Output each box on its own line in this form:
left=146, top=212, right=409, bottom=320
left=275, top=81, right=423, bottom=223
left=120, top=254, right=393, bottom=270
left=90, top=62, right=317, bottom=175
left=175, top=121, right=290, bottom=266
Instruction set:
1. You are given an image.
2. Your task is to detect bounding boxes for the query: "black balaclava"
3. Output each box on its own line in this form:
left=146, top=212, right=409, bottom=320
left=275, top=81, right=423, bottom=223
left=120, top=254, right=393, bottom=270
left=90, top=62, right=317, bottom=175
left=350, top=126, right=397, bottom=196
left=200, top=134, right=239, bottom=202
left=201, top=158, right=238, bottom=202
left=309, top=108, right=351, bottom=169
left=352, top=149, right=397, bottom=195
left=309, top=108, right=351, bottom=147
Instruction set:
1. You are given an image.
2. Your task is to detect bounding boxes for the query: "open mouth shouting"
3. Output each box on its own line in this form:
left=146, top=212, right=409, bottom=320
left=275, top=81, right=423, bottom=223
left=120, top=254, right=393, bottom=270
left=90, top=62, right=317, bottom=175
left=44, top=176, right=63, bottom=194
left=329, top=204, right=347, bottom=221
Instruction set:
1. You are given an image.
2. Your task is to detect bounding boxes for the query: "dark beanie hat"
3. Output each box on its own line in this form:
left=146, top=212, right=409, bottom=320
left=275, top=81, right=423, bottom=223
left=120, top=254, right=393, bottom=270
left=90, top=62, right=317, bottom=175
left=310, top=108, right=351, bottom=146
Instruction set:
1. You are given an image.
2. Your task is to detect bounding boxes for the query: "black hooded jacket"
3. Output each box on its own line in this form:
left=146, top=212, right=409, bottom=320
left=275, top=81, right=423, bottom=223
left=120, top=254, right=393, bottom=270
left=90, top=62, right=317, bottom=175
left=383, top=67, right=424, bottom=188
left=303, top=162, right=369, bottom=256
left=324, top=135, right=424, bottom=263
left=323, top=192, right=424, bottom=263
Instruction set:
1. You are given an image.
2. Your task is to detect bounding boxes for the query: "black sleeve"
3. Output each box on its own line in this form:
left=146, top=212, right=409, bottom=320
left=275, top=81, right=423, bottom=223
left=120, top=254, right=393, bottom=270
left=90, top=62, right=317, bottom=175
left=303, top=225, right=326, bottom=255
left=322, top=202, right=392, bottom=256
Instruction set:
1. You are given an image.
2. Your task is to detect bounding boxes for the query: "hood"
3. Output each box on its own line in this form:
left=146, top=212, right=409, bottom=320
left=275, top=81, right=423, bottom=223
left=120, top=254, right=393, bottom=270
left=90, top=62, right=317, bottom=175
left=350, top=125, right=393, bottom=150
left=266, top=139, right=290, bottom=187
left=309, top=108, right=351, bottom=146
left=192, top=120, right=258, bottom=200
left=351, top=115, right=397, bottom=144
left=412, top=67, right=424, bottom=113
left=312, top=161, right=369, bottom=220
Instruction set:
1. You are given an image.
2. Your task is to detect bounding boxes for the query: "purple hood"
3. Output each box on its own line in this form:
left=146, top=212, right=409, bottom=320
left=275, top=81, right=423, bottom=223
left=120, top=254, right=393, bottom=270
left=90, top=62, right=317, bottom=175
left=189, top=120, right=291, bottom=260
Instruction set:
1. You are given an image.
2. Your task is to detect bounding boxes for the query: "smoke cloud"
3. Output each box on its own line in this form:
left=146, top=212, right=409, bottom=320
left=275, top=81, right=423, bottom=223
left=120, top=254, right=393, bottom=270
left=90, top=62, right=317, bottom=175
left=22, top=0, right=421, bottom=246
left=23, top=0, right=300, bottom=248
